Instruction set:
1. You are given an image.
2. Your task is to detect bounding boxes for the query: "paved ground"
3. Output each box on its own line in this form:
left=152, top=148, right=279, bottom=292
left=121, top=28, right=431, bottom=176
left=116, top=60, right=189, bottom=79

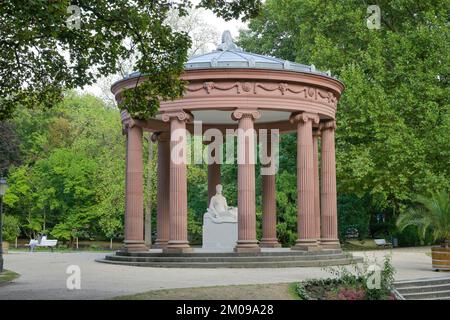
left=0, top=246, right=446, bottom=300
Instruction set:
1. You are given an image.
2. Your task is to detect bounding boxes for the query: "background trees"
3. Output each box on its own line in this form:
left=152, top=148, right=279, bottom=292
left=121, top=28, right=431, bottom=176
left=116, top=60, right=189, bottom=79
left=238, top=0, right=449, bottom=243
left=3, top=94, right=125, bottom=243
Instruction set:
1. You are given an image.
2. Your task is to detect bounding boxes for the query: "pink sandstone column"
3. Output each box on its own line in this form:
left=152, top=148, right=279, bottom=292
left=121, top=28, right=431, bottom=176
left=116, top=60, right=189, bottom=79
left=320, top=120, right=340, bottom=249
left=232, top=109, right=261, bottom=253
left=162, top=111, right=193, bottom=253
left=152, top=132, right=170, bottom=248
left=121, top=111, right=148, bottom=252
left=313, top=128, right=322, bottom=243
left=260, top=131, right=281, bottom=248
left=207, top=142, right=221, bottom=204
left=290, top=112, right=320, bottom=251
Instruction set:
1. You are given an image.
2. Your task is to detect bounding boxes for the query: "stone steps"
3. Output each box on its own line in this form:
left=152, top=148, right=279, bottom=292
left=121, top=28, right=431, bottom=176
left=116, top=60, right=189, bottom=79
left=114, top=249, right=343, bottom=257
left=97, top=251, right=362, bottom=268
left=394, top=277, right=450, bottom=300
left=104, top=253, right=349, bottom=263
left=97, top=257, right=358, bottom=268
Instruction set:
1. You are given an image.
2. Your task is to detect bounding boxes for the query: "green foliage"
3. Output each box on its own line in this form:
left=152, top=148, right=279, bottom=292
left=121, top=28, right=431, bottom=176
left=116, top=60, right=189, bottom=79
left=239, top=0, right=450, bottom=243
left=297, top=255, right=396, bottom=300
left=338, top=194, right=371, bottom=240
left=0, top=121, right=21, bottom=175
left=4, top=93, right=125, bottom=241
left=2, top=215, right=21, bottom=242
left=240, top=0, right=449, bottom=206
left=0, top=1, right=261, bottom=120
left=397, top=190, right=450, bottom=246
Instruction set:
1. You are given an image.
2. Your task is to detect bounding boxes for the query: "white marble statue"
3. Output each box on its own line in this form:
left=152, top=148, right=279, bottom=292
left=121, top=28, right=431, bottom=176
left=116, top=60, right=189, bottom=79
left=205, top=184, right=238, bottom=223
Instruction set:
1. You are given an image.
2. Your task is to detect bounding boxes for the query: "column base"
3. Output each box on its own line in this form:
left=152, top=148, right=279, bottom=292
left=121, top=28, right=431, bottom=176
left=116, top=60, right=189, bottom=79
left=234, top=240, right=261, bottom=253
left=259, top=238, right=281, bottom=248
left=163, top=241, right=192, bottom=253
left=152, top=239, right=169, bottom=249
left=320, top=239, right=341, bottom=249
left=291, top=239, right=321, bottom=251
left=122, top=240, right=149, bottom=253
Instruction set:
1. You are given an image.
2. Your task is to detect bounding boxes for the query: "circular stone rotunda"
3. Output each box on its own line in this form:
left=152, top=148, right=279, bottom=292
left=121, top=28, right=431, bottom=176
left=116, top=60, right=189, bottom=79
left=98, top=32, right=362, bottom=268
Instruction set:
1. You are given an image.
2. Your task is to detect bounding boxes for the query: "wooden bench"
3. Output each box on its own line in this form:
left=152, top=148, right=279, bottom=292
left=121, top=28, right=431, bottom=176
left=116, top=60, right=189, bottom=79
left=27, top=236, right=58, bottom=252
left=374, top=238, right=392, bottom=248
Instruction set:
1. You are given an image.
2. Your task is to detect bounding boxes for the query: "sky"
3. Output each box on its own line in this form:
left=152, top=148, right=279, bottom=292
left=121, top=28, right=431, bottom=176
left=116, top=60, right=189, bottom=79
left=82, top=6, right=248, bottom=100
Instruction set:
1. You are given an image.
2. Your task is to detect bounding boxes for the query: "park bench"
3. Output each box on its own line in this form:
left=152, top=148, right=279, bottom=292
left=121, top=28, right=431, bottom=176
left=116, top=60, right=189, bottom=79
left=27, top=236, right=58, bottom=252
left=374, top=238, right=392, bottom=248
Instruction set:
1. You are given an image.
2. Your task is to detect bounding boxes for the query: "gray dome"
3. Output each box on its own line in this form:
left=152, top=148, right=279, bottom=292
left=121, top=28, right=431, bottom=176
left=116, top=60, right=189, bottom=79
left=185, top=30, right=332, bottom=77
left=123, top=31, right=332, bottom=80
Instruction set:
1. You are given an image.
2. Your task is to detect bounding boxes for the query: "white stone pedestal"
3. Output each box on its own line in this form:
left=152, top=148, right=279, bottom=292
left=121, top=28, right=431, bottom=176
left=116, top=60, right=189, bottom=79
left=202, top=215, right=238, bottom=250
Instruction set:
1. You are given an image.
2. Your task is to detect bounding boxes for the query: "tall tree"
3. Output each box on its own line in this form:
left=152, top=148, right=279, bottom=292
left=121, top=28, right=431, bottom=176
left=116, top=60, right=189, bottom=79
left=0, top=0, right=261, bottom=120
left=239, top=0, right=450, bottom=213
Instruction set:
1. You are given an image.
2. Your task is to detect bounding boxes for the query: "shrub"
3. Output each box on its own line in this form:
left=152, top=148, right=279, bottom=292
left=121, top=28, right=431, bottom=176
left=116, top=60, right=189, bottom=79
left=2, top=215, right=20, bottom=242
left=296, top=255, right=396, bottom=300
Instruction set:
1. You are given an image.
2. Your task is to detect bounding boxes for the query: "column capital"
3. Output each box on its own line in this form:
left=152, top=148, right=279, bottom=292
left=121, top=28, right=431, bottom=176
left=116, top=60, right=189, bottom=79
left=121, top=109, right=136, bottom=134
left=313, top=127, right=322, bottom=137
left=151, top=131, right=170, bottom=143
left=231, top=108, right=261, bottom=121
left=289, top=112, right=320, bottom=125
left=161, top=110, right=194, bottom=123
left=319, top=120, right=336, bottom=131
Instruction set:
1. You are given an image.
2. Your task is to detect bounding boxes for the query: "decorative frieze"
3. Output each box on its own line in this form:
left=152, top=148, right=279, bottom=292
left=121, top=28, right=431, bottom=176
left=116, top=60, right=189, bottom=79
left=186, top=81, right=337, bottom=107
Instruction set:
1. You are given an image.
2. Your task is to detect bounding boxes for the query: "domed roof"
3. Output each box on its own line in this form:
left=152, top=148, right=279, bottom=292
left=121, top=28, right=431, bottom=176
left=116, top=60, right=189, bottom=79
left=123, top=31, right=333, bottom=80
left=185, top=30, right=332, bottom=77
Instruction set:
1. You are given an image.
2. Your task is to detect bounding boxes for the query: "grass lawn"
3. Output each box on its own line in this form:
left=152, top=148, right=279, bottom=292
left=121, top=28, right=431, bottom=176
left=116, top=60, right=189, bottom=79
left=0, top=270, right=20, bottom=286
left=115, top=283, right=300, bottom=300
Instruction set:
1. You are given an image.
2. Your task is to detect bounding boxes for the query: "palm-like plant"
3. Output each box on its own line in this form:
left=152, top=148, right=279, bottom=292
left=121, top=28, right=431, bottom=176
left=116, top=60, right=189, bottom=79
left=397, top=191, right=450, bottom=248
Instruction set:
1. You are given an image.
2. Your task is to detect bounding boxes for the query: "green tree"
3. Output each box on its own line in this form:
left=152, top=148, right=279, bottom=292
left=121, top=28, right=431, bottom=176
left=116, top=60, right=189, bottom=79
left=2, top=215, right=21, bottom=243
left=0, top=121, right=21, bottom=175
left=397, top=191, right=450, bottom=247
left=239, top=0, right=449, bottom=223
left=1, top=0, right=261, bottom=120
left=3, top=93, right=128, bottom=242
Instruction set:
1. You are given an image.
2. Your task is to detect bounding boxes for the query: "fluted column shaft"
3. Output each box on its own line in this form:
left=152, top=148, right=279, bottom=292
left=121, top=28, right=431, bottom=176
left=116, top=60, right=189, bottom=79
left=260, top=131, right=280, bottom=247
left=233, top=109, right=261, bottom=253
left=122, top=119, right=148, bottom=252
left=290, top=112, right=320, bottom=251
left=313, top=129, right=321, bottom=242
left=153, top=132, right=170, bottom=248
left=163, top=111, right=193, bottom=253
left=320, top=121, right=340, bottom=248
